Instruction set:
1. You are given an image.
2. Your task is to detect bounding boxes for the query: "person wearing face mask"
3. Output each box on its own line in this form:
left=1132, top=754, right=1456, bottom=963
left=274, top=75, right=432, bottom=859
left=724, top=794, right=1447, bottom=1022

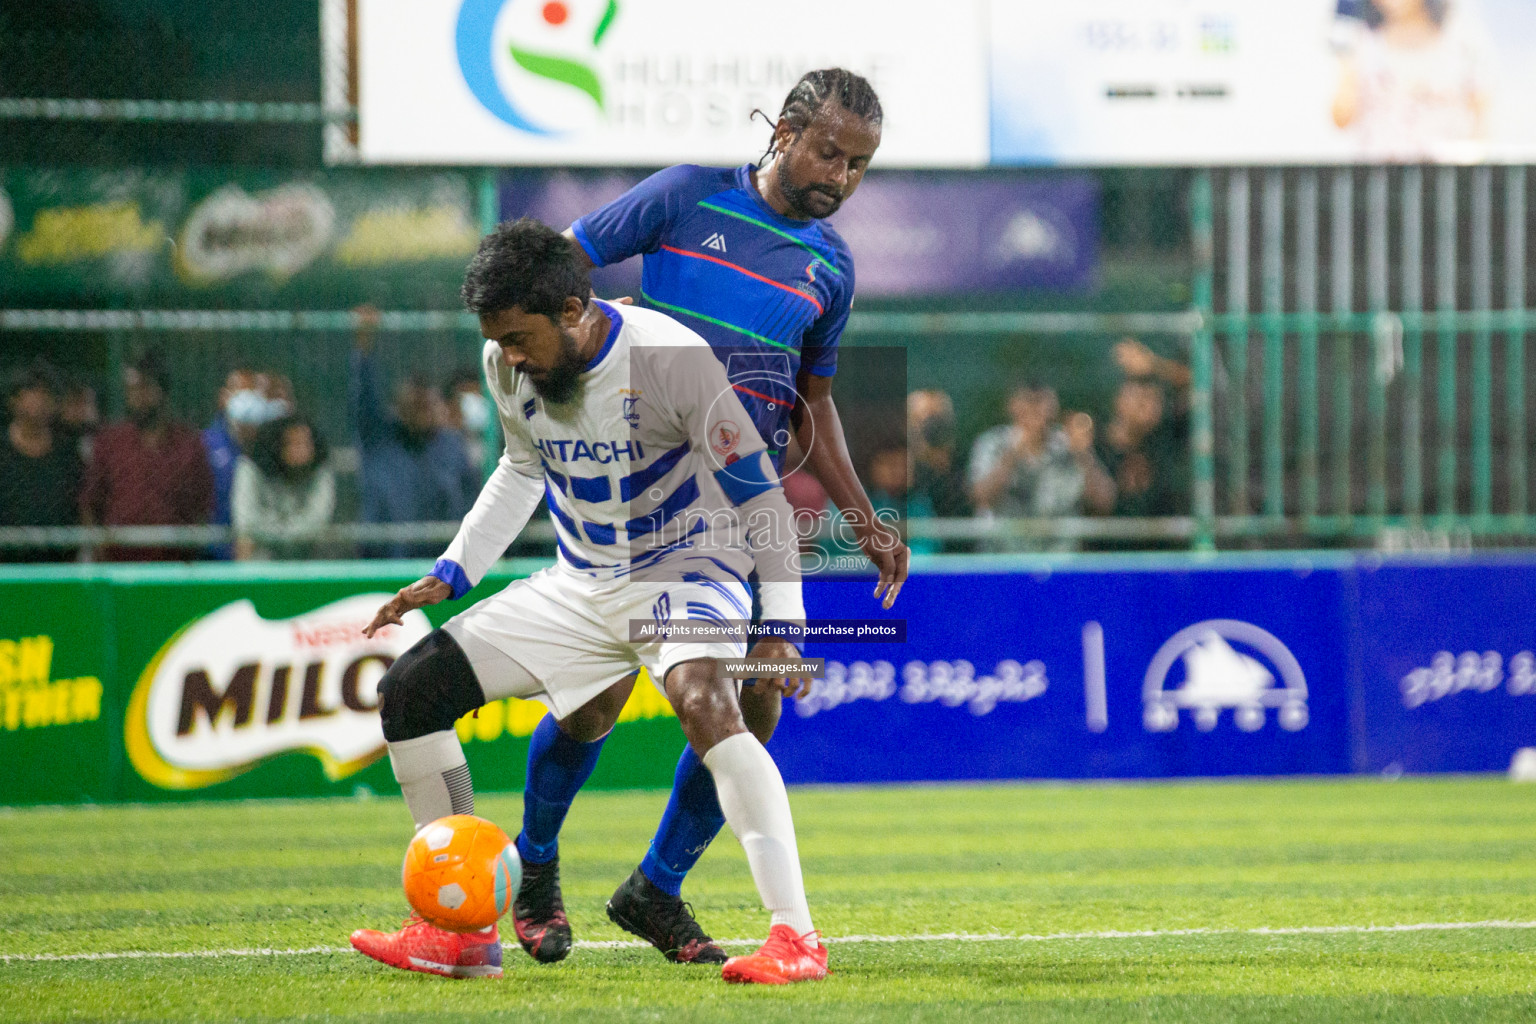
left=443, top=367, right=493, bottom=475
left=349, top=305, right=480, bottom=559
left=204, top=367, right=289, bottom=559
left=80, top=350, right=214, bottom=561
left=231, top=413, right=336, bottom=561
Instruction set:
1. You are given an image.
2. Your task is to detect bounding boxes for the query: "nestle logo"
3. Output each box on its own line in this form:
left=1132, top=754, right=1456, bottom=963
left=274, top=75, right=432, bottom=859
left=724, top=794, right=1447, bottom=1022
left=291, top=618, right=383, bottom=649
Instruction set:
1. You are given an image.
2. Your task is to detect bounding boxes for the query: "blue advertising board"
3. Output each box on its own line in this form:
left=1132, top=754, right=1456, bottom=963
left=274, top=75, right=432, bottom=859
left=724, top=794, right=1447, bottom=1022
left=770, top=552, right=1536, bottom=783
left=781, top=558, right=1355, bottom=783
left=1354, top=556, right=1536, bottom=774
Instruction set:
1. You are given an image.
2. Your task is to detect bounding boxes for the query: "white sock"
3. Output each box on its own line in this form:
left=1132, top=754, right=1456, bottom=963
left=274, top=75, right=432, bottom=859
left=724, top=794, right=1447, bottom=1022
left=701, top=732, right=816, bottom=944
left=388, top=731, right=474, bottom=830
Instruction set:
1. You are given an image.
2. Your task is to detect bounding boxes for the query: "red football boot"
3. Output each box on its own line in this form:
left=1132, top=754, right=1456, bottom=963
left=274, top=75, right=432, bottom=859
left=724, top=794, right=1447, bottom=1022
left=349, top=913, right=503, bottom=979
left=720, top=925, right=829, bottom=984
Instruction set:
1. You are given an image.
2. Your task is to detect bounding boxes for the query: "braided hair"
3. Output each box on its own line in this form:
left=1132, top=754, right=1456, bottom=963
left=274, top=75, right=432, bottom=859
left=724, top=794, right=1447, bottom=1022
left=761, top=68, right=883, bottom=161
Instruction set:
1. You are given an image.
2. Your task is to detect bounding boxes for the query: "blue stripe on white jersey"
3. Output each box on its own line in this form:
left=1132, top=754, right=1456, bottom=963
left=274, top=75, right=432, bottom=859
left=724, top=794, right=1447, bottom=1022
left=620, top=439, right=690, bottom=501
left=682, top=570, right=751, bottom=618
left=487, top=301, right=768, bottom=582
left=624, top=476, right=699, bottom=538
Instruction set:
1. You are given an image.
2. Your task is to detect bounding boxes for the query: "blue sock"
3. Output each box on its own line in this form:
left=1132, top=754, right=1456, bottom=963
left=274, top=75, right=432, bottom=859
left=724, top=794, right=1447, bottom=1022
left=516, top=715, right=606, bottom=865
left=639, top=744, right=726, bottom=897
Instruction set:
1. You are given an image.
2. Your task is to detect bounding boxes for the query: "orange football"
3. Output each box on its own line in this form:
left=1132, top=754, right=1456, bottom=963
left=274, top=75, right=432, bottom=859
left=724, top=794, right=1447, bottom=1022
left=401, top=814, right=521, bottom=933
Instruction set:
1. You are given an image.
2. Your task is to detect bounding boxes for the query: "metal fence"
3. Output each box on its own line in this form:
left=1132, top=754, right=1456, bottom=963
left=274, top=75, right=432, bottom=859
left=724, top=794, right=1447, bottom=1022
left=1192, top=166, right=1536, bottom=550
left=5, top=213, right=1536, bottom=557
left=4, top=5, right=1536, bottom=557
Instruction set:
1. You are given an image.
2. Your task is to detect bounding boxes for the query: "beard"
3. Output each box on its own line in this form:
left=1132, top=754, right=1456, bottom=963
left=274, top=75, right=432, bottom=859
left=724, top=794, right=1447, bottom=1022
left=777, top=165, right=844, bottom=219
left=528, top=331, right=585, bottom=404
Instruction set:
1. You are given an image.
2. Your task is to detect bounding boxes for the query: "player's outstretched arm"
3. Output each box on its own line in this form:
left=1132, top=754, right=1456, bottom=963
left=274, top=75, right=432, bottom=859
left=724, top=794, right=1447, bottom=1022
left=361, top=446, right=543, bottom=639
left=431, top=447, right=544, bottom=598
left=427, top=346, right=548, bottom=602
left=792, top=371, right=909, bottom=608
left=363, top=576, right=451, bottom=638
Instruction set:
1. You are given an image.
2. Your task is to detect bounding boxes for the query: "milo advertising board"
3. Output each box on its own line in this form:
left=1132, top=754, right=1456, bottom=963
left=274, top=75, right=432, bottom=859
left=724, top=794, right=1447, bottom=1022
left=125, top=594, right=430, bottom=792
left=0, top=562, right=686, bottom=805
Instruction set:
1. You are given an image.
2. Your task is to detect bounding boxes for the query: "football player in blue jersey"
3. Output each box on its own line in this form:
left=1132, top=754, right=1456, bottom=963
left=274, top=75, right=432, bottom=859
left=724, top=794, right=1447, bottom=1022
left=505, top=68, right=910, bottom=966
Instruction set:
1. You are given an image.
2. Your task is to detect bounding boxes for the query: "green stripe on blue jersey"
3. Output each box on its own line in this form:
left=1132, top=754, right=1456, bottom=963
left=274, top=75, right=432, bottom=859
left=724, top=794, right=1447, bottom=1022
left=641, top=291, right=798, bottom=353
left=694, top=201, right=842, bottom=277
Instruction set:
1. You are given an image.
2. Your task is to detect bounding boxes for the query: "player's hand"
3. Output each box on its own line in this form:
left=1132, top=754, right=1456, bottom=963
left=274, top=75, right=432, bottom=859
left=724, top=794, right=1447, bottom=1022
left=364, top=576, right=452, bottom=638
left=861, top=523, right=909, bottom=609
left=747, top=635, right=813, bottom=699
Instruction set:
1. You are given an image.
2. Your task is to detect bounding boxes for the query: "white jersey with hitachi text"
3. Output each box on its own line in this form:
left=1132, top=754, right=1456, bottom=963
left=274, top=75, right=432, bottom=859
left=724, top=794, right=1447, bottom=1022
left=434, top=300, right=802, bottom=623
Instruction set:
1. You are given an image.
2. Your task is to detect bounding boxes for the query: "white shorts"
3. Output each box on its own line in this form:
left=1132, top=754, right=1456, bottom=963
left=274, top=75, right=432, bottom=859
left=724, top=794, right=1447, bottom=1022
left=442, top=559, right=750, bottom=720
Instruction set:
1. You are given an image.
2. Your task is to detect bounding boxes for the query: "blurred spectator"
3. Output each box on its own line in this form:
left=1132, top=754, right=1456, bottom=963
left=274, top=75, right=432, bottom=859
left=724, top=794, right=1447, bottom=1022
left=204, top=369, right=257, bottom=509
left=1096, top=339, right=1191, bottom=518
left=866, top=445, right=909, bottom=516
left=907, top=390, right=971, bottom=520
left=204, top=367, right=290, bottom=559
left=777, top=437, right=831, bottom=556
left=0, top=360, right=84, bottom=563
left=818, top=443, right=911, bottom=564
left=967, top=384, right=1114, bottom=551
left=265, top=373, right=296, bottom=412
left=59, top=377, right=100, bottom=464
left=81, top=350, right=214, bottom=561
left=350, top=306, right=479, bottom=558
left=232, top=413, right=336, bottom=561
left=443, top=366, right=492, bottom=474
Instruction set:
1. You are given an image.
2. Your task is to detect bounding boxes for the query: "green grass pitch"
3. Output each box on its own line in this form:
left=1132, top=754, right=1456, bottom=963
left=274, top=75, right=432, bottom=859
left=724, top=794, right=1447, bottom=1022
left=3, top=776, right=1535, bottom=1022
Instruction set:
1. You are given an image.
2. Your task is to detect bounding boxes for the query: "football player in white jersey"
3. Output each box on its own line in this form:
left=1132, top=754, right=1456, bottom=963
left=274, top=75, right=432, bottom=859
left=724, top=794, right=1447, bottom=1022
left=348, top=218, right=828, bottom=985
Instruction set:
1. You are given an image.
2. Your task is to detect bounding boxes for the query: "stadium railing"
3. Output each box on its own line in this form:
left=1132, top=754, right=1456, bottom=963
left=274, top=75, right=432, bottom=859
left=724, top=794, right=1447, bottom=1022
left=1195, top=166, right=1534, bottom=549
left=4, top=83, right=1535, bottom=554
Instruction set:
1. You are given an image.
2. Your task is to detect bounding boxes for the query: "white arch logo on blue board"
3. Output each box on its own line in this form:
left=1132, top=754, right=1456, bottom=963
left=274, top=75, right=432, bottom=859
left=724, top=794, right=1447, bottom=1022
left=1142, top=620, right=1309, bottom=734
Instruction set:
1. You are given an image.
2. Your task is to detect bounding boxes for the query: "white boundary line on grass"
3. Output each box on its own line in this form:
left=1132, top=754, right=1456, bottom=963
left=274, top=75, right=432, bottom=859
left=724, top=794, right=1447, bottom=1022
left=4, top=920, right=1535, bottom=964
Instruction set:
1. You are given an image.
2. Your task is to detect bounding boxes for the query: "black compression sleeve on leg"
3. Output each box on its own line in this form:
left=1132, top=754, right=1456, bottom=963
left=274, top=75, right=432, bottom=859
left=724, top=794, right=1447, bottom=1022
left=377, top=628, right=487, bottom=742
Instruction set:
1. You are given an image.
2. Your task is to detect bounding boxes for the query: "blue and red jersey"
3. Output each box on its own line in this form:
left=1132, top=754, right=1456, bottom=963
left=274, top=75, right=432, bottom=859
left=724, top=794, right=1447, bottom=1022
left=570, top=163, right=856, bottom=469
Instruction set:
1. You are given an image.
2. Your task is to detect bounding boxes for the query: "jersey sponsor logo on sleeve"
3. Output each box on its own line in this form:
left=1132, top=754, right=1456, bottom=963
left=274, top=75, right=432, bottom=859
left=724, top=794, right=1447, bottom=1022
left=710, top=419, right=740, bottom=457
